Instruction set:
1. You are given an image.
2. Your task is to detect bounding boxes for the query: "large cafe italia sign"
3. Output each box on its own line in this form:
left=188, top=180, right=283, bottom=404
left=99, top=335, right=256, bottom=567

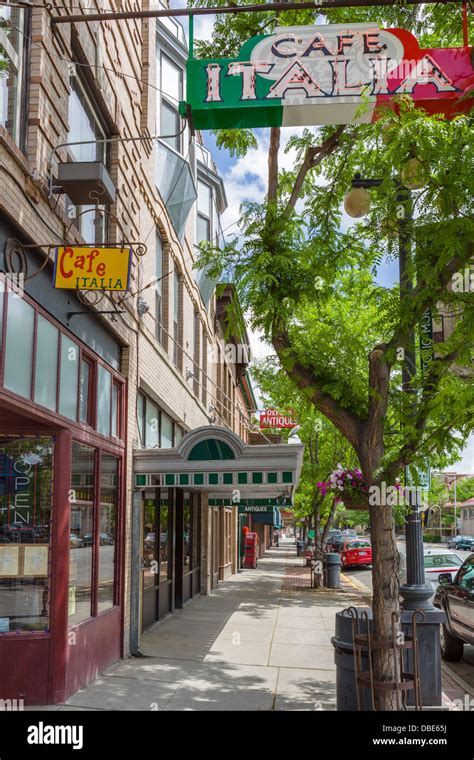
left=183, top=22, right=474, bottom=129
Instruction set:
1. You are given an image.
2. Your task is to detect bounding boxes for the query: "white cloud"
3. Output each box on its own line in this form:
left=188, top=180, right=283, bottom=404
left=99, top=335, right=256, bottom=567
left=443, top=435, right=474, bottom=475
left=220, top=128, right=306, bottom=234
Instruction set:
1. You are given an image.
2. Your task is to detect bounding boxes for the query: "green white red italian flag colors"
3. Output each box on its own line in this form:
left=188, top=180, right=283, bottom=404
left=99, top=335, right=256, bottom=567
left=183, top=23, right=474, bottom=129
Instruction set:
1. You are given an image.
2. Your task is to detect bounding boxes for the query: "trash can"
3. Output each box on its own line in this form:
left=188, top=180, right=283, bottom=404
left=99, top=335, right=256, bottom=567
left=296, top=539, right=304, bottom=557
left=331, top=609, right=374, bottom=711
left=326, top=552, right=342, bottom=588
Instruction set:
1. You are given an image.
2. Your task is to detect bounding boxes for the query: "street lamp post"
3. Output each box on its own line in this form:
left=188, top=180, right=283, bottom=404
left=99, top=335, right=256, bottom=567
left=344, top=174, right=445, bottom=706
left=395, top=184, right=435, bottom=613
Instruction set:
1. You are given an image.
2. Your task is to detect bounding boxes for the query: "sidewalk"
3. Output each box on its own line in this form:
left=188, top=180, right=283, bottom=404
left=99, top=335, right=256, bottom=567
left=41, top=539, right=368, bottom=711
left=34, top=538, right=471, bottom=711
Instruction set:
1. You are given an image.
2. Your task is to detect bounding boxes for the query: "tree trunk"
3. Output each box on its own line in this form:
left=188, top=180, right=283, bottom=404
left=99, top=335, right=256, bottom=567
left=359, top=418, right=400, bottom=711
left=369, top=497, right=400, bottom=710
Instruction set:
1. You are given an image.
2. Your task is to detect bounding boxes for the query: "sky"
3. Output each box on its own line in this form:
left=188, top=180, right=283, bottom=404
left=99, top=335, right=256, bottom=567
left=169, top=6, right=473, bottom=473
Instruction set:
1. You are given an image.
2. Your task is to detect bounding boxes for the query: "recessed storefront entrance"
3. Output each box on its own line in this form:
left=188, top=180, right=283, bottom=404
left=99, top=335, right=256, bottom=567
left=132, top=425, right=304, bottom=651
left=140, top=489, right=202, bottom=631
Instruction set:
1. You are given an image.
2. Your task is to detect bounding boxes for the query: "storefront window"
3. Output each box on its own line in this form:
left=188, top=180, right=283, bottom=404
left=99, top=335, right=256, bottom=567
left=79, top=358, right=91, bottom=423
left=0, top=436, right=53, bottom=632
left=4, top=293, right=34, bottom=398
left=59, top=335, right=79, bottom=420
left=98, top=455, right=118, bottom=612
left=69, top=442, right=95, bottom=626
left=183, top=495, right=191, bottom=570
left=143, top=498, right=156, bottom=589
left=34, top=315, right=59, bottom=411
left=111, top=383, right=119, bottom=437
left=97, top=365, right=111, bottom=436
left=192, top=493, right=200, bottom=569
left=159, top=490, right=170, bottom=582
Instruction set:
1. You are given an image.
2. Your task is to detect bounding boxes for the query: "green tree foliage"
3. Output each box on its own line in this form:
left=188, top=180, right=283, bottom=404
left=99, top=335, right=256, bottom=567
left=455, top=476, right=474, bottom=503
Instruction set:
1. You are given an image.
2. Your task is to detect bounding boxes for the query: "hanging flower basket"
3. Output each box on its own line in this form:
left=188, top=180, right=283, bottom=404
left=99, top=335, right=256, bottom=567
left=316, top=465, right=369, bottom=511
left=335, top=496, right=368, bottom=511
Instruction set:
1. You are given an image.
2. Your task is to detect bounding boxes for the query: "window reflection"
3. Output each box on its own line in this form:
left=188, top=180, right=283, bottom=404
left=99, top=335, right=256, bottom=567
left=98, top=455, right=118, bottom=612
left=0, top=436, right=53, bottom=632
left=159, top=492, right=170, bottom=583
left=69, top=442, right=94, bottom=626
left=183, top=496, right=191, bottom=570
left=143, top=498, right=156, bottom=590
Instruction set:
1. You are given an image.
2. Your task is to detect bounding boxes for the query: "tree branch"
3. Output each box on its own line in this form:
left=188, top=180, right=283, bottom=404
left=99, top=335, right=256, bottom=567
left=267, top=127, right=281, bottom=203
left=366, top=345, right=390, bottom=450
left=286, top=125, right=346, bottom=213
left=272, top=321, right=361, bottom=449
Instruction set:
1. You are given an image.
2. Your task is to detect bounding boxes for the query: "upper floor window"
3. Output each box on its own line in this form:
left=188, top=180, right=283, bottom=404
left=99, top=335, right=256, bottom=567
left=67, top=75, right=108, bottom=244
left=155, top=232, right=163, bottom=344
left=159, top=53, right=182, bottom=153
left=173, top=268, right=180, bottom=368
left=0, top=6, right=29, bottom=149
left=137, top=392, right=184, bottom=448
left=197, top=180, right=212, bottom=245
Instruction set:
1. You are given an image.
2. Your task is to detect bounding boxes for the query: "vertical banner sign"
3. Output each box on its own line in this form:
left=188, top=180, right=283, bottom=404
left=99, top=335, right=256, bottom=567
left=406, top=308, right=434, bottom=492
left=184, top=23, right=474, bottom=130
left=419, top=307, right=434, bottom=381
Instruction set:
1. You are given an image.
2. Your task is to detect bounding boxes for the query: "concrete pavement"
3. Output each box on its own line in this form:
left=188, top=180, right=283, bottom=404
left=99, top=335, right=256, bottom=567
left=43, top=538, right=368, bottom=711
left=31, top=537, right=472, bottom=711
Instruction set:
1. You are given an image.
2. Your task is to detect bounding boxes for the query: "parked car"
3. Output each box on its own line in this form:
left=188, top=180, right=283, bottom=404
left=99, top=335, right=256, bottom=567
left=70, top=534, right=84, bottom=548
left=340, top=539, right=372, bottom=569
left=99, top=532, right=114, bottom=545
left=434, top=553, right=474, bottom=661
left=457, top=538, right=474, bottom=551
left=447, top=535, right=474, bottom=550
left=399, top=549, right=464, bottom=593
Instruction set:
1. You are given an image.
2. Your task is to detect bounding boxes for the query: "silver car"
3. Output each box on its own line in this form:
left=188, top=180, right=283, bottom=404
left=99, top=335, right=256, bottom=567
left=399, top=548, right=464, bottom=594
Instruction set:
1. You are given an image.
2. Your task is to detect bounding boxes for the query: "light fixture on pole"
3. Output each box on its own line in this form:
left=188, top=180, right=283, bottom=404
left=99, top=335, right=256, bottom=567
left=137, top=296, right=150, bottom=317
left=343, top=173, right=382, bottom=218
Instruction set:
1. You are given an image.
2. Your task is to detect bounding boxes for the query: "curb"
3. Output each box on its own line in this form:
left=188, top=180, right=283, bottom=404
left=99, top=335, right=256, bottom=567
left=441, top=661, right=474, bottom=699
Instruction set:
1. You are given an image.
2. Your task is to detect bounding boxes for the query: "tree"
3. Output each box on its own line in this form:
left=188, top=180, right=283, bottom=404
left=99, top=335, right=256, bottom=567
left=253, top=358, right=357, bottom=585
left=193, top=0, right=474, bottom=708
left=454, top=476, right=474, bottom=503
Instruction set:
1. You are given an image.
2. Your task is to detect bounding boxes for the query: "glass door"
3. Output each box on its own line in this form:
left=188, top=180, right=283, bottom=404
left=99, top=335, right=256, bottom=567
left=141, top=495, right=158, bottom=631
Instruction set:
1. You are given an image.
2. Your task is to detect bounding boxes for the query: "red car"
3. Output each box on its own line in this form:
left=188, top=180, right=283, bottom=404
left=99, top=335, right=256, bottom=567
left=340, top=539, right=372, bottom=569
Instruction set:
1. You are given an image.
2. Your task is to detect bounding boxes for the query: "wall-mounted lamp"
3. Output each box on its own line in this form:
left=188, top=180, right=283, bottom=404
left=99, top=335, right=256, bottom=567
left=137, top=296, right=150, bottom=317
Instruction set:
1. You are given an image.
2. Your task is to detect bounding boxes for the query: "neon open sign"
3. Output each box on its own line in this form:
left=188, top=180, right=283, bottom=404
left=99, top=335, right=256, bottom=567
left=184, top=23, right=474, bottom=129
